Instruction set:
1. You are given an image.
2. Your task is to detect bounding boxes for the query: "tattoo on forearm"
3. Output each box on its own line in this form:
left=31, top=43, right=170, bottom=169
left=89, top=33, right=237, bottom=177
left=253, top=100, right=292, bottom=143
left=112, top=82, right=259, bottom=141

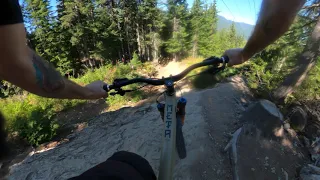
left=32, top=52, right=65, bottom=92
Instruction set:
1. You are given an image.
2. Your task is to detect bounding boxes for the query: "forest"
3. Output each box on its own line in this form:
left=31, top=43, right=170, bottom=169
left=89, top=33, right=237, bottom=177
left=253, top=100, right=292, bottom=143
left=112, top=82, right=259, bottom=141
left=0, top=0, right=319, bottom=145
left=20, top=0, right=245, bottom=76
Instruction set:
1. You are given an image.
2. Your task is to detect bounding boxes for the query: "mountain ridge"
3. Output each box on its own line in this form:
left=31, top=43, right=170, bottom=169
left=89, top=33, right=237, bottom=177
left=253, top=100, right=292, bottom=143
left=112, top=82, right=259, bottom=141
left=217, top=15, right=254, bottom=39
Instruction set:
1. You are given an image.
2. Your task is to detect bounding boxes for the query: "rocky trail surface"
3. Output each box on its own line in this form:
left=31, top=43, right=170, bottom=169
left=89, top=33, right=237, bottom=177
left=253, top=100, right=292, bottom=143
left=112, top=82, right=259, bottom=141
left=8, top=75, right=252, bottom=180
left=5, top=61, right=317, bottom=180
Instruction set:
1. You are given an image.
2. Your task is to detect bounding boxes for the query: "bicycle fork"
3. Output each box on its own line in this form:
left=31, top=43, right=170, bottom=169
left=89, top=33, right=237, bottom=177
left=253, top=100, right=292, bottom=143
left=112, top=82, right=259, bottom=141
left=157, top=96, right=187, bottom=180
left=157, top=97, right=187, bottom=125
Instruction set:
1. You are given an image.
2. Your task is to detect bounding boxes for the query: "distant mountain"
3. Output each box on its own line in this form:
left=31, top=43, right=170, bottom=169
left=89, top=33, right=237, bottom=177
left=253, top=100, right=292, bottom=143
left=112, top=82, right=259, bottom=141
left=217, top=15, right=254, bottom=40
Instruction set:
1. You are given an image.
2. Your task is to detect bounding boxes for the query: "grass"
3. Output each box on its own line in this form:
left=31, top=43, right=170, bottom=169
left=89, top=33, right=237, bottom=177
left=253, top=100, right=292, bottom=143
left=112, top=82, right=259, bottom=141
left=1, top=62, right=156, bottom=146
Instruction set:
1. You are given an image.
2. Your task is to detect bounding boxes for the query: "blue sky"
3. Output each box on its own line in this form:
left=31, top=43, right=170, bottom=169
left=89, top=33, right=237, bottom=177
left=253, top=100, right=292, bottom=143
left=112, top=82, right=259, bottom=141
left=187, top=0, right=262, bottom=25
left=48, top=0, right=262, bottom=25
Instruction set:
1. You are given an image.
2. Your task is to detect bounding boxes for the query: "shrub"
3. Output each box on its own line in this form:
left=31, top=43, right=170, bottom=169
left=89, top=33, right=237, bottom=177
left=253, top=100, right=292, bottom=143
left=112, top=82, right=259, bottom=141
left=292, top=58, right=320, bottom=100
left=1, top=63, right=153, bottom=145
left=114, top=64, right=135, bottom=79
left=0, top=81, right=23, bottom=97
left=12, top=108, right=60, bottom=146
left=73, top=65, right=114, bottom=84
left=130, top=52, right=142, bottom=67
left=142, top=62, right=158, bottom=77
left=1, top=96, right=61, bottom=146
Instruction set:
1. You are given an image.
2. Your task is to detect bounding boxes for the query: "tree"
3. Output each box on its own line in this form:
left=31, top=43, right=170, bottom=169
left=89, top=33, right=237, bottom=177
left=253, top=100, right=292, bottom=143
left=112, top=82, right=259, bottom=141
left=59, top=0, right=105, bottom=71
left=227, top=23, right=245, bottom=48
left=257, top=0, right=320, bottom=102
left=141, top=0, right=164, bottom=62
left=24, top=0, right=55, bottom=61
left=95, top=0, right=123, bottom=63
left=190, top=0, right=203, bottom=57
left=166, top=0, right=189, bottom=60
left=198, top=1, right=218, bottom=57
left=273, top=16, right=320, bottom=102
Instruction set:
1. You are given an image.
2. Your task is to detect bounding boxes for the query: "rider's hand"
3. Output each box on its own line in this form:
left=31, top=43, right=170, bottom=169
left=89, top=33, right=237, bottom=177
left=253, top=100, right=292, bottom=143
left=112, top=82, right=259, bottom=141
left=223, top=48, right=249, bottom=66
left=85, top=80, right=108, bottom=99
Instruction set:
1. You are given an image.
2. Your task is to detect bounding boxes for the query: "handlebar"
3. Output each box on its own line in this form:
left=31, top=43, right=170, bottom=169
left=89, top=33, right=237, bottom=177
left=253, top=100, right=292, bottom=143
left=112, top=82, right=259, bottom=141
left=103, top=56, right=229, bottom=92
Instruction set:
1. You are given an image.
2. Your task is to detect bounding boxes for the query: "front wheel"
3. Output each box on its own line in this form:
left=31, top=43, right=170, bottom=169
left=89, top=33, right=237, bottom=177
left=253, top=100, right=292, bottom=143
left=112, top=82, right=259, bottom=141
left=176, top=116, right=186, bottom=159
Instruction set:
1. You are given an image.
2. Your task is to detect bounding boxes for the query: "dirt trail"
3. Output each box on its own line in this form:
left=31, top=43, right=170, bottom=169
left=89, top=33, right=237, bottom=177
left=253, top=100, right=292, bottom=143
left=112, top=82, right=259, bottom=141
left=6, top=61, right=254, bottom=179
left=7, top=75, right=252, bottom=180
left=156, top=61, right=187, bottom=78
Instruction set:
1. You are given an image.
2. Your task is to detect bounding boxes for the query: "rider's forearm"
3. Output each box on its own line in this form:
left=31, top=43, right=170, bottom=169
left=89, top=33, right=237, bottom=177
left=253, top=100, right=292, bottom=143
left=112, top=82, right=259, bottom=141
left=243, top=0, right=305, bottom=60
left=1, top=49, right=94, bottom=99
left=0, top=24, right=94, bottom=99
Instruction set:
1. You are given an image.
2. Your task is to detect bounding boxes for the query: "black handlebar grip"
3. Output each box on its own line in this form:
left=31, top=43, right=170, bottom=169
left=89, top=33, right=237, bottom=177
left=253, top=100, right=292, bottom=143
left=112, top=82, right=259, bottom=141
left=103, top=85, right=109, bottom=92
left=222, top=56, right=229, bottom=64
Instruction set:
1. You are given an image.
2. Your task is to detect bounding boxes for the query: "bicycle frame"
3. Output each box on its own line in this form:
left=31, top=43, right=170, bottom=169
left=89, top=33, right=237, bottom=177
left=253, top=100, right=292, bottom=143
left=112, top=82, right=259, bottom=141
left=158, top=80, right=177, bottom=180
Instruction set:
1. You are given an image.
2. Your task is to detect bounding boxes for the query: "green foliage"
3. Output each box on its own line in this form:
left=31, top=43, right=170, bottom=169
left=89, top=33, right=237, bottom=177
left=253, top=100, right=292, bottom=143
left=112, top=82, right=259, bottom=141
left=250, top=10, right=318, bottom=101
left=1, top=63, right=156, bottom=145
left=190, top=0, right=219, bottom=58
left=0, top=81, right=23, bottom=97
left=130, top=52, right=142, bottom=67
left=0, top=95, right=82, bottom=145
left=241, top=58, right=282, bottom=98
left=165, top=0, right=189, bottom=59
left=12, top=0, right=319, bottom=146
left=294, top=57, right=320, bottom=100
left=22, top=0, right=245, bottom=72
left=73, top=65, right=113, bottom=84
left=143, top=62, right=158, bottom=77
left=114, top=64, right=136, bottom=79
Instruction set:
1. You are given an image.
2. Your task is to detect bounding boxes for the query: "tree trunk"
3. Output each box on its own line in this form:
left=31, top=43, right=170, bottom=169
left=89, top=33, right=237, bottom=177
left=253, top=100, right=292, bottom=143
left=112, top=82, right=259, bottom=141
left=153, top=32, right=159, bottom=62
left=125, top=17, right=131, bottom=60
left=173, top=17, right=178, bottom=61
left=116, top=17, right=124, bottom=57
left=192, top=34, right=198, bottom=58
left=141, top=25, right=147, bottom=61
left=119, top=26, right=125, bottom=57
left=136, top=23, right=142, bottom=58
left=273, top=17, right=320, bottom=102
left=148, top=26, right=153, bottom=61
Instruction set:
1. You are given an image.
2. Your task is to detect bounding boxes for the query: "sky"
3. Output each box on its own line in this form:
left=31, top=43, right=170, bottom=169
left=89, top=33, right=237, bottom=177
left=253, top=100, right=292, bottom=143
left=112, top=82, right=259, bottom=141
left=47, top=0, right=262, bottom=25
left=187, top=0, right=263, bottom=25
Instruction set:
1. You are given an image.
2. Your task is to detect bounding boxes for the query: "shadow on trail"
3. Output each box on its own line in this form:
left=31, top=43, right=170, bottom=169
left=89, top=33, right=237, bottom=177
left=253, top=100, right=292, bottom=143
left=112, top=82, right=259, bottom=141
left=0, top=88, right=161, bottom=179
left=190, top=67, right=241, bottom=90
left=190, top=73, right=219, bottom=89
left=54, top=89, right=159, bottom=140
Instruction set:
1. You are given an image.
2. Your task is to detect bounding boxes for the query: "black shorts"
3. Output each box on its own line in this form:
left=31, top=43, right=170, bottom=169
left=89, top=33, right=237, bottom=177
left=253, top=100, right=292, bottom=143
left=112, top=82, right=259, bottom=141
left=69, top=151, right=156, bottom=180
